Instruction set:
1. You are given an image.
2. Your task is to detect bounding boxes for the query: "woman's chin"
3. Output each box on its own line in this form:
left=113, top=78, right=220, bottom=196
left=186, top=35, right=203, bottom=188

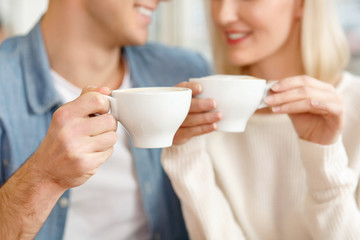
left=227, top=54, right=256, bottom=67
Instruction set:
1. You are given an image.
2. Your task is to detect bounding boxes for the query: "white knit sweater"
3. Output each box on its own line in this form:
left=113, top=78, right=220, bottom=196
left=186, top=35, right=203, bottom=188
left=162, top=72, right=360, bottom=240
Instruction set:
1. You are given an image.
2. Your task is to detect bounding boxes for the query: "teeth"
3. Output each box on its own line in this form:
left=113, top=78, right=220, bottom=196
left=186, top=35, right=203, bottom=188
left=228, top=33, right=247, bottom=40
left=136, top=6, right=153, bottom=17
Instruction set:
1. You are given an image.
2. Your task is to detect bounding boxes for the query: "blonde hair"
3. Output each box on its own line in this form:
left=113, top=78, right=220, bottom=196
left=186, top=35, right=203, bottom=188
left=206, top=0, right=350, bottom=83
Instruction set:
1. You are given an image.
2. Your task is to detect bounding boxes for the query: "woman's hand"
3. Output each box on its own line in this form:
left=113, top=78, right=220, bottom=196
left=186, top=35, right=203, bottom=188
left=264, top=75, right=344, bottom=145
left=172, top=82, right=223, bottom=145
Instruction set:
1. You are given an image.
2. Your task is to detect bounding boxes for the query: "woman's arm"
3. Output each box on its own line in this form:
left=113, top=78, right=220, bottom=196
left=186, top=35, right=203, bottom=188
left=162, top=136, right=246, bottom=240
left=299, top=137, right=360, bottom=239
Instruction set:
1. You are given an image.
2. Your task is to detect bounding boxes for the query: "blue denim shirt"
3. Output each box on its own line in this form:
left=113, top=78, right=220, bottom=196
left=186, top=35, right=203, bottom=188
left=0, top=23, right=211, bottom=240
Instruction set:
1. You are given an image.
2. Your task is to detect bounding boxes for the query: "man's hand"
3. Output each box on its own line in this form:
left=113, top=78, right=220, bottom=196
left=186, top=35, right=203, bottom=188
left=0, top=86, right=117, bottom=239
left=35, top=86, right=117, bottom=188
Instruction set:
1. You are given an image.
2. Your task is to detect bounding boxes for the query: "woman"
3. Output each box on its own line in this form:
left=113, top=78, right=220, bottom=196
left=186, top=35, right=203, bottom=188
left=162, top=0, right=360, bottom=239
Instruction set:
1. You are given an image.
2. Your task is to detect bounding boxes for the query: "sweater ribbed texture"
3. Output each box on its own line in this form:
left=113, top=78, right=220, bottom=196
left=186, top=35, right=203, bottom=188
left=162, top=72, right=360, bottom=240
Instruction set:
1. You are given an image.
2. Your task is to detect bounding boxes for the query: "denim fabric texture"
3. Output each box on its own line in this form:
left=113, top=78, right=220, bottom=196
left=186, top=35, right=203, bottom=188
left=0, top=22, right=211, bottom=240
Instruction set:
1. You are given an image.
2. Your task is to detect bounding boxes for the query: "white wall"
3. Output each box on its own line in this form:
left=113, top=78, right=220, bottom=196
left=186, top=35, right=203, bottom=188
left=0, top=0, right=48, bottom=35
left=149, top=0, right=210, bottom=60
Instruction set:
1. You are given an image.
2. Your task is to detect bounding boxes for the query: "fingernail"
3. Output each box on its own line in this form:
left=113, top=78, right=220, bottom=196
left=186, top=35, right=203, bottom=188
left=271, top=84, right=280, bottom=91
left=208, top=99, right=216, bottom=108
left=265, top=96, right=273, bottom=104
left=272, top=106, right=281, bottom=112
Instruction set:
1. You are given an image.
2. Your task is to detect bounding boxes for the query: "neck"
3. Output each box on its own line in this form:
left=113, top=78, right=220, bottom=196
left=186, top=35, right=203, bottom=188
left=243, top=21, right=304, bottom=82
left=41, top=1, right=124, bottom=90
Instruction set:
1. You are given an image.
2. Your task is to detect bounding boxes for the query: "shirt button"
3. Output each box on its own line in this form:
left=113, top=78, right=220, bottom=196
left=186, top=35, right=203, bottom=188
left=144, top=181, right=152, bottom=194
left=59, top=197, right=69, bottom=208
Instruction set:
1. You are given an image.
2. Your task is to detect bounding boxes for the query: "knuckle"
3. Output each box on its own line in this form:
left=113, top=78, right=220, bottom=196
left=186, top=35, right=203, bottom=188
left=189, top=126, right=200, bottom=135
left=90, top=93, right=107, bottom=110
left=60, top=132, right=78, bottom=153
left=300, top=75, right=310, bottom=85
left=93, top=93, right=106, bottom=107
left=301, top=87, right=311, bottom=96
left=201, top=124, right=213, bottom=133
left=202, top=114, right=211, bottom=124
left=72, top=158, right=88, bottom=174
left=307, top=99, right=313, bottom=106
left=53, top=107, right=72, bottom=127
left=108, top=131, right=118, bottom=144
left=105, top=114, right=117, bottom=129
left=280, top=104, right=289, bottom=112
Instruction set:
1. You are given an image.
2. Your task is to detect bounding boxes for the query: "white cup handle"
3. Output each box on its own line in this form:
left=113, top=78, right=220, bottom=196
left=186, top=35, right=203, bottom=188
left=105, top=95, right=119, bottom=120
left=258, top=81, right=278, bottom=109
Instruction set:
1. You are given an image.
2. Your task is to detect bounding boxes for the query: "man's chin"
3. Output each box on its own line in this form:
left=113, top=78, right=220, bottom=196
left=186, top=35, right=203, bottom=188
left=127, top=33, right=148, bottom=46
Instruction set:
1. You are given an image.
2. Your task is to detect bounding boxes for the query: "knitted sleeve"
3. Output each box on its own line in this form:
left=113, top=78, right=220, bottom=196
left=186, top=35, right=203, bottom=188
left=161, top=136, right=246, bottom=240
left=299, top=137, right=360, bottom=239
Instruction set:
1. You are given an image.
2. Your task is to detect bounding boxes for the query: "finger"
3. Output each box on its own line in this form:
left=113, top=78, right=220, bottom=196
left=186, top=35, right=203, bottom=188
left=81, top=86, right=112, bottom=96
left=87, top=131, right=118, bottom=152
left=176, top=81, right=202, bottom=96
left=173, top=124, right=217, bottom=145
left=189, top=98, right=217, bottom=113
left=265, top=87, right=340, bottom=106
left=182, top=112, right=222, bottom=127
left=78, top=113, right=117, bottom=136
left=271, top=76, right=335, bottom=93
left=86, top=147, right=115, bottom=169
left=272, top=99, right=343, bottom=116
left=60, top=92, right=111, bottom=118
left=308, top=99, right=344, bottom=116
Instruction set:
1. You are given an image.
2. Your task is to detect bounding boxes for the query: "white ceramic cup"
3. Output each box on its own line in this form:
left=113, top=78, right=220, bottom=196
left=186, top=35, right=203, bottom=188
left=190, top=75, right=275, bottom=132
left=106, top=87, right=192, bottom=148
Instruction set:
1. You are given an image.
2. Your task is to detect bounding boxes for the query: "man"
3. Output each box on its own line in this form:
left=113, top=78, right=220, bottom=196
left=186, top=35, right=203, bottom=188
left=0, top=0, right=212, bottom=239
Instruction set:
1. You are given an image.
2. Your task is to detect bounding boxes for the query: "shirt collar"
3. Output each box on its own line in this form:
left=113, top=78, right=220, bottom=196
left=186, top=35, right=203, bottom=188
left=21, top=22, right=150, bottom=115
left=22, top=21, right=62, bottom=114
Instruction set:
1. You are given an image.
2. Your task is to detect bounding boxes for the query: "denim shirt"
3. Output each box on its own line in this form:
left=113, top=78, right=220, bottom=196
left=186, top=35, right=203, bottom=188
left=0, top=23, right=211, bottom=240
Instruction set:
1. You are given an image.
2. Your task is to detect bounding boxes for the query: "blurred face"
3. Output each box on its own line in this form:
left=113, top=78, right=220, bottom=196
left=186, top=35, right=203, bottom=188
left=211, top=0, right=303, bottom=66
left=85, top=0, right=165, bottom=46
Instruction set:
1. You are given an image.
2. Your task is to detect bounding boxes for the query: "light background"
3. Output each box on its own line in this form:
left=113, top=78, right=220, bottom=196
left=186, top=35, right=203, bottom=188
left=1, top=0, right=360, bottom=73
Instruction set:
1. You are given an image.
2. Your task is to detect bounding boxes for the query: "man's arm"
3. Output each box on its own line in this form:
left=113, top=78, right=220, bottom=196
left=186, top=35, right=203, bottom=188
left=0, top=87, right=117, bottom=239
left=0, top=154, right=67, bottom=239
